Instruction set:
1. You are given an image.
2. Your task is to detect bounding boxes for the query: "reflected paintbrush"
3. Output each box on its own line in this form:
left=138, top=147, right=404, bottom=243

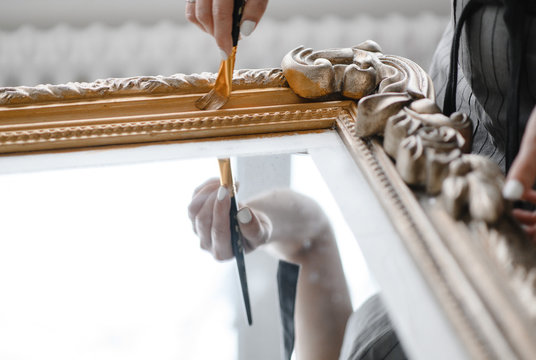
left=195, top=0, right=245, bottom=110
left=218, top=158, right=253, bottom=326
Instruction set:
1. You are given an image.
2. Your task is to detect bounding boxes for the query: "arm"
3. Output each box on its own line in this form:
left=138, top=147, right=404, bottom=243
left=188, top=179, right=352, bottom=359
left=184, top=0, right=268, bottom=58
left=503, top=106, right=536, bottom=239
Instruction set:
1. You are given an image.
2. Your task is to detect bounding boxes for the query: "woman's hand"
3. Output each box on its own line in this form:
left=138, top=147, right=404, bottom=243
left=184, top=0, right=269, bottom=58
left=187, top=178, right=272, bottom=261
left=504, top=106, right=536, bottom=239
left=188, top=178, right=334, bottom=262
left=188, top=178, right=352, bottom=359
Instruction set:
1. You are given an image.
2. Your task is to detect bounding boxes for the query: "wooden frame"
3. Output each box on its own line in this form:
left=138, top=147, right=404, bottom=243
left=1, top=60, right=535, bottom=360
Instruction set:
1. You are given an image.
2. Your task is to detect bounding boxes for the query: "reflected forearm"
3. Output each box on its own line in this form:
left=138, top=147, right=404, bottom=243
left=246, top=189, right=333, bottom=262
left=247, top=189, right=352, bottom=359
left=294, top=226, right=352, bottom=360
left=190, top=183, right=352, bottom=358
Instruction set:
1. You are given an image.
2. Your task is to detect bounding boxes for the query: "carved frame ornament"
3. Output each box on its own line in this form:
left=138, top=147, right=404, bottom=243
left=1, top=42, right=535, bottom=359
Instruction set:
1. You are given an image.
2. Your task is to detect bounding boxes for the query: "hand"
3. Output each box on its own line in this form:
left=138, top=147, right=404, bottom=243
left=188, top=178, right=333, bottom=262
left=504, top=106, right=536, bottom=239
left=187, top=178, right=272, bottom=261
left=185, top=0, right=269, bottom=58
left=188, top=178, right=352, bottom=359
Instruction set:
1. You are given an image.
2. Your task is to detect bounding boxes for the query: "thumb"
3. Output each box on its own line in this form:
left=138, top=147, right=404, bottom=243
left=236, top=206, right=272, bottom=252
left=503, top=107, right=536, bottom=201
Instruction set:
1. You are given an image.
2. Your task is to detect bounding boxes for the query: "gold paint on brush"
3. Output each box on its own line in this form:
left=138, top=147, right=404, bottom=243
left=195, top=47, right=237, bottom=110
left=217, top=158, right=236, bottom=195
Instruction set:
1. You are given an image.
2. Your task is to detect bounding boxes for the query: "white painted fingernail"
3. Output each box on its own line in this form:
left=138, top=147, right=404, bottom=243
left=219, top=48, right=229, bottom=61
left=217, top=186, right=228, bottom=201
left=237, top=208, right=252, bottom=224
left=240, top=20, right=256, bottom=37
left=503, top=179, right=524, bottom=200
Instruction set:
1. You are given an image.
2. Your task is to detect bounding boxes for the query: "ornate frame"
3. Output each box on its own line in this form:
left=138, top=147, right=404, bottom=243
left=1, top=48, right=535, bottom=360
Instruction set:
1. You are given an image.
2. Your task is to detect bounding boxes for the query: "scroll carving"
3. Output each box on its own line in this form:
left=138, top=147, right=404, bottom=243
left=282, top=40, right=433, bottom=137
left=0, top=41, right=535, bottom=359
left=281, top=42, right=507, bottom=225
left=283, top=43, right=536, bottom=329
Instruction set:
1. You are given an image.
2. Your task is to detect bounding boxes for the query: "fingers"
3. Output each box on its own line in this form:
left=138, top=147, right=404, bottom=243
left=192, top=177, right=219, bottom=198
left=504, top=106, right=536, bottom=201
left=189, top=182, right=233, bottom=260
left=211, top=186, right=233, bottom=260
left=240, top=0, right=268, bottom=37
left=188, top=182, right=271, bottom=261
left=196, top=0, right=215, bottom=35
left=188, top=178, right=220, bottom=226
left=185, top=0, right=269, bottom=58
left=188, top=177, right=273, bottom=261
left=195, top=190, right=218, bottom=251
left=185, top=0, right=204, bottom=32
left=237, top=206, right=272, bottom=252
left=184, top=0, right=233, bottom=57
left=512, top=208, right=536, bottom=242
left=512, top=208, right=536, bottom=225
left=212, top=0, right=234, bottom=57
left=524, top=189, right=536, bottom=204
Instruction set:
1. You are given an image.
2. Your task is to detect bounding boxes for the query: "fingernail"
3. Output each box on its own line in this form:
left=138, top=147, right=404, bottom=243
left=217, top=186, right=228, bottom=201
left=237, top=208, right=252, bottom=224
left=219, top=48, right=229, bottom=61
left=503, top=179, right=524, bottom=200
left=240, top=20, right=256, bottom=37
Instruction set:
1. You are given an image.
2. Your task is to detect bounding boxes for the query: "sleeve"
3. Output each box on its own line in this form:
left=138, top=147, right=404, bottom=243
left=339, top=294, right=407, bottom=360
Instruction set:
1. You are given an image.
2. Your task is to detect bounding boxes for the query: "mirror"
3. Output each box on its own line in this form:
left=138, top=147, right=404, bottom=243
left=1, top=48, right=534, bottom=360
left=0, top=144, right=375, bottom=359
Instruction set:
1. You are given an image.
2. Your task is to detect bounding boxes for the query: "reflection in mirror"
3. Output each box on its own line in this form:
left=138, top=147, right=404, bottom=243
left=0, top=158, right=237, bottom=359
left=290, top=153, right=377, bottom=308
left=0, top=152, right=372, bottom=359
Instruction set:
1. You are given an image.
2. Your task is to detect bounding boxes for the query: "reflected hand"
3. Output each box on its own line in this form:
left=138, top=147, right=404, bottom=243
left=184, top=0, right=268, bottom=58
left=188, top=178, right=352, bottom=358
left=188, top=178, right=272, bottom=261
left=504, top=106, right=536, bottom=240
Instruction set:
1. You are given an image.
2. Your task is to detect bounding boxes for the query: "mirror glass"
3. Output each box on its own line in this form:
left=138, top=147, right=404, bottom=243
left=0, top=151, right=376, bottom=359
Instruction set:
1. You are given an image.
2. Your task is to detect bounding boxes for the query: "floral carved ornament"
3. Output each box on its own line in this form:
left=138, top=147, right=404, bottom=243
left=281, top=41, right=506, bottom=224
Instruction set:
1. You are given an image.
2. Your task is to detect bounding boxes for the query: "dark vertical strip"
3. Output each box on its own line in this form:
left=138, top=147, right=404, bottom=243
left=277, top=260, right=300, bottom=360
left=478, top=7, right=490, bottom=112
left=453, top=0, right=459, bottom=27
left=443, top=0, right=486, bottom=115
left=490, top=8, right=506, bottom=130
left=503, top=0, right=529, bottom=171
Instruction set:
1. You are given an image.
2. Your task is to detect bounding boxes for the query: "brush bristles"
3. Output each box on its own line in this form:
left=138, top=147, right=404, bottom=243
left=195, top=88, right=230, bottom=110
left=195, top=47, right=237, bottom=111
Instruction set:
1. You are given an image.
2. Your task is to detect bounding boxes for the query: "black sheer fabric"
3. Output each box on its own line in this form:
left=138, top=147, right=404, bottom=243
left=443, top=0, right=535, bottom=172
left=276, top=263, right=407, bottom=360
left=275, top=4, right=536, bottom=357
left=340, top=295, right=407, bottom=360
left=277, top=260, right=300, bottom=360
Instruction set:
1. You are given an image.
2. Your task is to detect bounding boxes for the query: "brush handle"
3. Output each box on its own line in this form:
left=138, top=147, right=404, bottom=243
left=218, top=158, right=252, bottom=325
left=229, top=193, right=253, bottom=325
left=232, top=0, right=246, bottom=46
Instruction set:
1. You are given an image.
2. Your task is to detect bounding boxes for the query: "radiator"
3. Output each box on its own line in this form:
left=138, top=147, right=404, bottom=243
left=0, top=13, right=448, bottom=88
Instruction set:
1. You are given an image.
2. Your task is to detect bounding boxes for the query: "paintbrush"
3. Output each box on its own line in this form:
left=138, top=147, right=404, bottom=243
left=195, top=0, right=245, bottom=110
left=218, top=158, right=253, bottom=325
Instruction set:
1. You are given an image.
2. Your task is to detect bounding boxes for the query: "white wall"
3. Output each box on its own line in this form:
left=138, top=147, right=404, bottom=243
left=0, top=0, right=449, bottom=30
left=0, top=0, right=450, bottom=87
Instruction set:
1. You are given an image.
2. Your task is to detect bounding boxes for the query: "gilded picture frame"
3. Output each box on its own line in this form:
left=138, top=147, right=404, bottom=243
left=0, top=45, right=535, bottom=360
